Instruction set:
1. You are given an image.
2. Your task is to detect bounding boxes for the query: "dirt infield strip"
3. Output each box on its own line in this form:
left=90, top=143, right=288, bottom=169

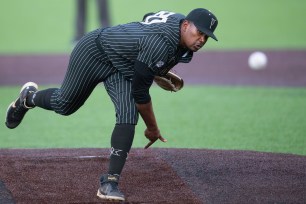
left=0, top=148, right=305, bottom=203
left=1, top=50, right=306, bottom=86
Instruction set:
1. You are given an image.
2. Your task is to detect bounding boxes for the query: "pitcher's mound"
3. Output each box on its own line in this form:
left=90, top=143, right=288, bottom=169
left=0, top=148, right=305, bottom=203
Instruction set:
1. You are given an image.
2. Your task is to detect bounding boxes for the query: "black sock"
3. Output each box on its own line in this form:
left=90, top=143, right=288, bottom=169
left=29, top=88, right=58, bottom=110
left=108, top=124, right=135, bottom=176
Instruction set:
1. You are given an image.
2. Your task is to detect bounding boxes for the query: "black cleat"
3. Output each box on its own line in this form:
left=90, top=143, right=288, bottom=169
left=97, top=174, right=125, bottom=201
left=5, top=82, right=38, bottom=129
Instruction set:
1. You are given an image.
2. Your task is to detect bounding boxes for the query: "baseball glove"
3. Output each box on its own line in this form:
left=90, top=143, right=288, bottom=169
left=154, top=72, right=184, bottom=92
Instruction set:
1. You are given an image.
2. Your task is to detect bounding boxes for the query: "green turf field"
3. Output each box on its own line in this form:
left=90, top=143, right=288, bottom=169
left=1, top=1, right=305, bottom=155
left=0, top=0, right=306, bottom=53
left=1, top=85, right=305, bottom=155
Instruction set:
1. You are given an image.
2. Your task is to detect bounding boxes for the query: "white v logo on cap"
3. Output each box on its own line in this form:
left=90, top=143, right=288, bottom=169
left=210, top=18, right=216, bottom=29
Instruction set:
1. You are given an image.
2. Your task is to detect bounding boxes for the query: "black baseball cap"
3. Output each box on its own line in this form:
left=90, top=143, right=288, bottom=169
left=186, top=8, right=218, bottom=41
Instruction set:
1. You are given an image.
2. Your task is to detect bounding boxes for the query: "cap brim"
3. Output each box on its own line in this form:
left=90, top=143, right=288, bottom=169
left=196, top=25, right=218, bottom=41
left=206, top=32, right=218, bottom=41
left=202, top=29, right=218, bottom=41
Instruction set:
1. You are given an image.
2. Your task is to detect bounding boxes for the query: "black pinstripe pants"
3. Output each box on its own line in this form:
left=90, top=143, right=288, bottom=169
left=49, top=30, right=139, bottom=124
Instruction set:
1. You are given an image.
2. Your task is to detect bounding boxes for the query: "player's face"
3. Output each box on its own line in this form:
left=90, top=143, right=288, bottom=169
left=181, top=21, right=208, bottom=52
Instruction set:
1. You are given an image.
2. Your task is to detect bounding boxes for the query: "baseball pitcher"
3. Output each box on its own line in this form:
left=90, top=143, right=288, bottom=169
left=5, top=8, right=218, bottom=201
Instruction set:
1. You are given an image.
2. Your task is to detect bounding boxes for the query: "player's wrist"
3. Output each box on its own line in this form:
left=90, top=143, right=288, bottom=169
left=146, top=127, right=159, bottom=133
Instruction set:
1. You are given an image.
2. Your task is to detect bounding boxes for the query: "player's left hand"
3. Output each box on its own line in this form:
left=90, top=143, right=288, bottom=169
left=154, top=71, right=184, bottom=92
left=144, top=128, right=167, bottom=149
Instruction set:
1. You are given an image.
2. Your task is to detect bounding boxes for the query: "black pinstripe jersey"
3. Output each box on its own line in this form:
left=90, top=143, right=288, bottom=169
left=98, top=11, right=193, bottom=79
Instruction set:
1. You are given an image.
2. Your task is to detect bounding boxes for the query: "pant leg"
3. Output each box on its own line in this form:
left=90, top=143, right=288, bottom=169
left=50, top=30, right=116, bottom=116
left=103, top=71, right=138, bottom=176
left=103, top=71, right=139, bottom=124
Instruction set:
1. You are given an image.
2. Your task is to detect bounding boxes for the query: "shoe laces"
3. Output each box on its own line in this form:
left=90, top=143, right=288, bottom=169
left=104, top=181, right=121, bottom=193
left=110, top=181, right=119, bottom=189
left=12, top=102, right=28, bottom=119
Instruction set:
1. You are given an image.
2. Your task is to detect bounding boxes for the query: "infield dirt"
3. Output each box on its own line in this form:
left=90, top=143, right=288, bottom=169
left=1, top=50, right=306, bottom=87
left=0, top=148, right=305, bottom=203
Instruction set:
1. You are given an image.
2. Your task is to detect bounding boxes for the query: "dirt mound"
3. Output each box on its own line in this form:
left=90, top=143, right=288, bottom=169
left=0, top=148, right=305, bottom=203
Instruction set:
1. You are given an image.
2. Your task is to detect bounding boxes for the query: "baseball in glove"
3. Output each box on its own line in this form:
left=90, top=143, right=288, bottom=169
left=154, top=71, right=184, bottom=92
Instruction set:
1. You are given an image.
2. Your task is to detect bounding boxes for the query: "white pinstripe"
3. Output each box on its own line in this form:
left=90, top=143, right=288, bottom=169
left=98, top=13, right=193, bottom=79
left=104, top=72, right=138, bottom=124
left=48, top=12, right=192, bottom=124
left=50, top=30, right=116, bottom=116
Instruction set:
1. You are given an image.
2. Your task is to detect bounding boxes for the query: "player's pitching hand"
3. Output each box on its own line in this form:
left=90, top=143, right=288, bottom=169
left=144, top=128, right=167, bottom=149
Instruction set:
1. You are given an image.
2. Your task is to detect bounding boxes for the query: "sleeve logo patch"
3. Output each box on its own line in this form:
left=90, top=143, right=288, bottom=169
left=156, top=61, right=165, bottom=68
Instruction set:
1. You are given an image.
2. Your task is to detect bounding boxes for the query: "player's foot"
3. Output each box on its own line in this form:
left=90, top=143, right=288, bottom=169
left=5, top=82, right=38, bottom=129
left=97, top=174, right=125, bottom=201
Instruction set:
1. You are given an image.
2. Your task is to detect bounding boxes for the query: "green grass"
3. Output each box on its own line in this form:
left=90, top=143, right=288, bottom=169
left=0, top=0, right=306, bottom=53
left=1, top=85, right=305, bottom=156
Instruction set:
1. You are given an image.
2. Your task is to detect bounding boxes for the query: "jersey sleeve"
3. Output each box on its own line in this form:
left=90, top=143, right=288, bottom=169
left=137, top=34, right=169, bottom=74
left=131, top=60, right=154, bottom=104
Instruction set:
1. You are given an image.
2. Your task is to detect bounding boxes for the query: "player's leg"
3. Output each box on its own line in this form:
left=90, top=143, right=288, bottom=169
left=104, top=72, right=139, bottom=174
left=5, top=30, right=115, bottom=128
left=97, top=71, right=138, bottom=201
left=42, top=30, right=115, bottom=116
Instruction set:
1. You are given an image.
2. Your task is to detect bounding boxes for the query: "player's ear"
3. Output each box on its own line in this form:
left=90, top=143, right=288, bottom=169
left=181, top=20, right=189, bottom=32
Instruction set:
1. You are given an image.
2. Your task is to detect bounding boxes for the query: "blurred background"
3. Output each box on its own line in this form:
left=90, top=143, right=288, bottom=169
left=0, top=0, right=305, bottom=155
left=1, top=0, right=305, bottom=53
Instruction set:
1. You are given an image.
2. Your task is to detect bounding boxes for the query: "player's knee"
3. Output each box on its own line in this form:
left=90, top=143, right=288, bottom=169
left=51, top=90, right=84, bottom=116
left=59, top=110, right=75, bottom=116
left=54, top=103, right=78, bottom=116
left=55, top=109, right=75, bottom=116
left=116, top=112, right=139, bottom=124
